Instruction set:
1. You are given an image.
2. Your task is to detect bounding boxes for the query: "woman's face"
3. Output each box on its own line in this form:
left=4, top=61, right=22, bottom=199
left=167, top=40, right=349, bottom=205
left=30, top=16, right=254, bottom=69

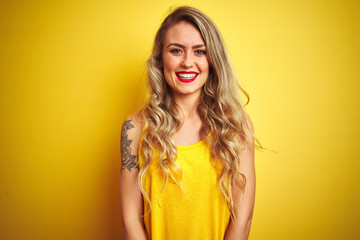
left=162, top=21, right=209, bottom=99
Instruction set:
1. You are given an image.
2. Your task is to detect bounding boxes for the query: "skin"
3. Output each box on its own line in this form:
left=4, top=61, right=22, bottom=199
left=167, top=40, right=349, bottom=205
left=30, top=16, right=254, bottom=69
left=162, top=21, right=209, bottom=100
left=119, top=20, right=255, bottom=240
left=119, top=114, right=147, bottom=240
left=161, top=21, right=209, bottom=145
left=224, top=117, right=255, bottom=240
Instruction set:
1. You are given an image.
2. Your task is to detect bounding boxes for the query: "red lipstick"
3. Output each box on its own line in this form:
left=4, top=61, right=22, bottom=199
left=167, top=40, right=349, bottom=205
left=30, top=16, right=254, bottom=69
left=176, top=71, right=198, bottom=83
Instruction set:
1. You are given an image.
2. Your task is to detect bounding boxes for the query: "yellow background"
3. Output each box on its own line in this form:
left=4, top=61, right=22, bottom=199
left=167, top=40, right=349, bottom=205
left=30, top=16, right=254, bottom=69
left=0, top=0, right=359, bottom=239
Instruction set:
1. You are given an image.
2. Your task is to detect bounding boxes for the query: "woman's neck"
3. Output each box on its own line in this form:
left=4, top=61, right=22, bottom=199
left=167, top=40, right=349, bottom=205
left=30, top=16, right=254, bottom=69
left=171, top=93, right=203, bottom=146
left=173, top=93, right=201, bottom=120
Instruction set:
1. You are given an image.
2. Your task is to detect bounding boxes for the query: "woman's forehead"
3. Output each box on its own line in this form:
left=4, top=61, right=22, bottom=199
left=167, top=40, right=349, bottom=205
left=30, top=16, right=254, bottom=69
left=163, top=21, right=205, bottom=46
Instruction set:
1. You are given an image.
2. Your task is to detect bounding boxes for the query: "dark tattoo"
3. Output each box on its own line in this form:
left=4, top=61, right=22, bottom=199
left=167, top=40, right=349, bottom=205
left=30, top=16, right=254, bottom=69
left=121, top=120, right=138, bottom=172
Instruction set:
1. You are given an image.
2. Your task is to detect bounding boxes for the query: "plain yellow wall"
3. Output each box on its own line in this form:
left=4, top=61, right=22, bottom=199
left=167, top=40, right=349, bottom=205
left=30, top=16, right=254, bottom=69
left=0, top=0, right=359, bottom=239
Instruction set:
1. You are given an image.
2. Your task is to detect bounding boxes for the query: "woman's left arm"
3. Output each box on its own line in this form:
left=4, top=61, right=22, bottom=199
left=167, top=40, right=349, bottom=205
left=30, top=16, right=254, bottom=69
left=224, top=116, right=256, bottom=240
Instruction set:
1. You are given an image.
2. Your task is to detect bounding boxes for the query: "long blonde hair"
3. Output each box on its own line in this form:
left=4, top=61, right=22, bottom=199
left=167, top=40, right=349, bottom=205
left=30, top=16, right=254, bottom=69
left=138, top=6, right=259, bottom=219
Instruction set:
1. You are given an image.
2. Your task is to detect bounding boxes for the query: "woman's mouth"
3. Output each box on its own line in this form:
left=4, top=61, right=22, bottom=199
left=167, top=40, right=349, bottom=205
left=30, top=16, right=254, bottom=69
left=176, top=72, right=198, bottom=83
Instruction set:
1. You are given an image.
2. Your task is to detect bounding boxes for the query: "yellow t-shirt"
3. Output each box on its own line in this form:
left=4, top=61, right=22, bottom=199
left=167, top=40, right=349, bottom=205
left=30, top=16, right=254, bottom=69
left=139, top=138, right=230, bottom=240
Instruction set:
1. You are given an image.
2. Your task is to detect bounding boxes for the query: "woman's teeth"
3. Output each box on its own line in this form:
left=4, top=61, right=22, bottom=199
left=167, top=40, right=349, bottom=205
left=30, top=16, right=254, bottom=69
left=177, top=73, right=197, bottom=79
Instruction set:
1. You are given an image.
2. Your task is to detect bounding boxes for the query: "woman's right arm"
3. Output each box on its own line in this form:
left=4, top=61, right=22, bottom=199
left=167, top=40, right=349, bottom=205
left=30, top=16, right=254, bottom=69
left=119, top=113, right=148, bottom=240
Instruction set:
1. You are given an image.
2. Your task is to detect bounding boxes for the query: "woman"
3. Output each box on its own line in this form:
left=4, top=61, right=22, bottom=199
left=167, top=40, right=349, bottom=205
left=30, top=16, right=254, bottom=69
left=120, top=6, right=257, bottom=240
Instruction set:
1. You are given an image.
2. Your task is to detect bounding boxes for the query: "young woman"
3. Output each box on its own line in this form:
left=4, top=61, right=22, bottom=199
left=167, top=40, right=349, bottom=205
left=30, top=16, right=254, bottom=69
left=119, top=6, right=257, bottom=240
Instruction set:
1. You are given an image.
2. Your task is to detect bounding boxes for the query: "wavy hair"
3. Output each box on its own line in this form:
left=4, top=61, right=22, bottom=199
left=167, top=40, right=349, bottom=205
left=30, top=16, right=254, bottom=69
left=138, top=6, right=260, bottom=219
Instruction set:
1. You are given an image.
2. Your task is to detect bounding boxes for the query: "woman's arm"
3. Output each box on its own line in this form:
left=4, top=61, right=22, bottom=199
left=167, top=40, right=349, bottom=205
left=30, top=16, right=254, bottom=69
left=224, top=116, right=256, bottom=240
left=119, top=113, right=148, bottom=240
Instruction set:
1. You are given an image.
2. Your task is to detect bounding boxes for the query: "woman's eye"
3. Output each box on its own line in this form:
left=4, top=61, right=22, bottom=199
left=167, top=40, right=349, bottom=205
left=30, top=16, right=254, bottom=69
left=195, top=50, right=207, bottom=55
left=170, top=49, right=182, bottom=54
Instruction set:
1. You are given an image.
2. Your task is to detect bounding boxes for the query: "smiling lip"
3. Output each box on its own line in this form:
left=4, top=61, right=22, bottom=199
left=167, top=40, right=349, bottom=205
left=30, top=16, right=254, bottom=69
left=176, top=71, right=198, bottom=83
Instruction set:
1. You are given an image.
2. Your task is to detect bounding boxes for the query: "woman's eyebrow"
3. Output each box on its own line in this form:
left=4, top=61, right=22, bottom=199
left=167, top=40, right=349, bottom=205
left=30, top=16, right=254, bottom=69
left=192, top=44, right=205, bottom=49
left=167, top=43, right=206, bottom=49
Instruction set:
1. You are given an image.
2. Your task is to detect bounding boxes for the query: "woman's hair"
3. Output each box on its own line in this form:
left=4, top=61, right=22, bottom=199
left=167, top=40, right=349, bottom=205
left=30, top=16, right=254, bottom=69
left=138, top=6, right=259, bottom=219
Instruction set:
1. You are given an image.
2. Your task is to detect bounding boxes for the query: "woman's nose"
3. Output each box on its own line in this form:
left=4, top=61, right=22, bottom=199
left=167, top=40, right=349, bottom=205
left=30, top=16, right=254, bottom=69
left=181, top=53, right=193, bottom=68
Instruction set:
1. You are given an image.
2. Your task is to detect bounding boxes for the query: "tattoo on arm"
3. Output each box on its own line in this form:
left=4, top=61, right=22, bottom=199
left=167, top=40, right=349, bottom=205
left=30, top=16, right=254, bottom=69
left=121, top=120, right=139, bottom=172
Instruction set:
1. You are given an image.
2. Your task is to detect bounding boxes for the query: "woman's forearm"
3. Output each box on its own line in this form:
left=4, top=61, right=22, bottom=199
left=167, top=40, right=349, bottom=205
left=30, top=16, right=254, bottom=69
left=121, top=217, right=148, bottom=240
left=224, top=218, right=252, bottom=240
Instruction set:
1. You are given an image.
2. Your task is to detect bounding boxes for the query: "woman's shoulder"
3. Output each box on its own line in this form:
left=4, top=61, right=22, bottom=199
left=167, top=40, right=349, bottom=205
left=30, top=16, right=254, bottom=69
left=122, top=111, right=144, bottom=146
left=124, top=111, right=143, bottom=129
left=243, top=112, right=254, bottom=133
